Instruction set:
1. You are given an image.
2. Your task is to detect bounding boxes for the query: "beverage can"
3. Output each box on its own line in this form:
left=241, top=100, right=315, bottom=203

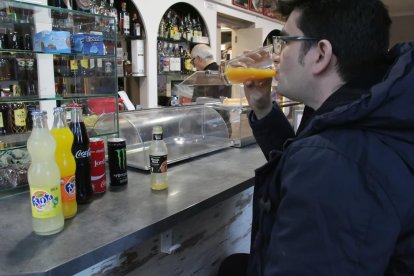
left=90, top=137, right=107, bottom=193
left=107, top=138, right=127, bottom=187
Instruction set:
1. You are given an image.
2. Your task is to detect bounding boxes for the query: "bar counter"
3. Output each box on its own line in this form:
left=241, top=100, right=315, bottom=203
left=0, top=144, right=265, bottom=275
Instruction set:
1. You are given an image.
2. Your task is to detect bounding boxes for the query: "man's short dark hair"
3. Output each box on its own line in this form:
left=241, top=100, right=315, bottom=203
left=277, top=0, right=391, bottom=82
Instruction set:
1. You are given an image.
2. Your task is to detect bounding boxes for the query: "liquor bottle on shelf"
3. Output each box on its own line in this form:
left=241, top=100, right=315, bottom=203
left=171, top=16, right=179, bottom=40
left=158, top=16, right=166, bottom=38
left=98, top=0, right=109, bottom=16
left=178, top=20, right=184, bottom=40
left=0, top=57, right=11, bottom=81
left=90, top=0, right=99, bottom=14
left=169, top=43, right=180, bottom=72
left=157, top=40, right=164, bottom=73
left=70, top=57, right=79, bottom=78
left=119, top=2, right=130, bottom=36
left=79, top=58, right=89, bottom=77
left=0, top=103, right=9, bottom=135
left=123, top=53, right=132, bottom=76
left=96, top=57, right=104, bottom=76
left=149, top=126, right=168, bottom=191
left=104, top=58, right=114, bottom=76
left=184, top=49, right=193, bottom=74
left=88, top=57, right=96, bottom=77
left=72, top=0, right=91, bottom=12
left=108, top=0, right=117, bottom=33
left=162, top=42, right=170, bottom=73
left=168, top=13, right=175, bottom=40
left=48, top=0, right=71, bottom=19
left=185, top=15, right=193, bottom=42
left=179, top=46, right=185, bottom=74
left=9, top=102, right=27, bottom=134
left=131, top=13, right=141, bottom=37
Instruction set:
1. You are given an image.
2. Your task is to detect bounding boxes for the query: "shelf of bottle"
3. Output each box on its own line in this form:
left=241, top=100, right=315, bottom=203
left=0, top=130, right=118, bottom=152
left=157, top=37, right=189, bottom=43
left=0, top=93, right=117, bottom=103
left=123, top=35, right=145, bottom=41
left=0, top=49, right=116, bottom=59
left=158, top=72, right=193, bottom=76
left=1, top=0, right=116, bottom=22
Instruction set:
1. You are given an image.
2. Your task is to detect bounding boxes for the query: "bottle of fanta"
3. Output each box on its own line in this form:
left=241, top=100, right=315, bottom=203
left=51, top=107, right=77, bottom=219
left=27, top=110, right=64, bottom=235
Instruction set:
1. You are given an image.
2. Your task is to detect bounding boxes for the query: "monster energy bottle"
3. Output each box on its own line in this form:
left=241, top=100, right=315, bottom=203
left=107, top=138, right=128, bottom=187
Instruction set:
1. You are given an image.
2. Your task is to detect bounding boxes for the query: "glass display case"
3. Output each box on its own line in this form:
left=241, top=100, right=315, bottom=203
left=0, top=1, right=118, bottom=193
left=94, top=105, right=231, bottom=170
left=177, top=74, right=255, bottom=147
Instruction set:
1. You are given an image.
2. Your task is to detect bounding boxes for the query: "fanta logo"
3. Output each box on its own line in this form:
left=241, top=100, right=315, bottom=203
left=32, top=190, right=54, bottom=211
left=65, top=176, right=76, bottom=196
left=75, top=149, right=90, bottom=159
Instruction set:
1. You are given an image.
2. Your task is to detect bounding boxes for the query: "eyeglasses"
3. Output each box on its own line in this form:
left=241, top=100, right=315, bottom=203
left=273, top=36, right=320, bottom=55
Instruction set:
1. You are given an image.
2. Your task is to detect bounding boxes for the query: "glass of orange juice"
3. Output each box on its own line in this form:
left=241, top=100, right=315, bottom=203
left=221, top=44, right=276, bottom=85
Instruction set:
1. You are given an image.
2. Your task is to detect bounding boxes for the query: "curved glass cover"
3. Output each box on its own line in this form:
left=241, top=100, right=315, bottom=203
left=94, top=105, right=231, bottom=170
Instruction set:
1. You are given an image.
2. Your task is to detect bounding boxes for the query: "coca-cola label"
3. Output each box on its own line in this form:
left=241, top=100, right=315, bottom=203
left=75, top=149, right=90, bottom=159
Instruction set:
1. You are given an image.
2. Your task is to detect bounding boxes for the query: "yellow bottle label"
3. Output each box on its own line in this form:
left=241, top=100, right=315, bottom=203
left=70, top=60, right=78, bottom=70
left=80, top=59, right=89, bottom=69
left=0, top=113, right=3, bottom=128
left=185, top=59, right=192, bottom=71
left=14, top=109, right=26, bottom=127
left=30, top=186, right=62, bottom=219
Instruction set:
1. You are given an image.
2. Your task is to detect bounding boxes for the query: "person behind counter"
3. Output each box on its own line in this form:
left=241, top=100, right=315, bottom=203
left=190, top=44, right=231, bottom=101
left=190, top=44, right=232, bottom=136
left=219, top=0, right=414, bottom=275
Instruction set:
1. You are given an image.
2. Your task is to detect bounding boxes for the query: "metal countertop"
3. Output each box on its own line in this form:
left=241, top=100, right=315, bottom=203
left=0, top=144, right=265, bottom=276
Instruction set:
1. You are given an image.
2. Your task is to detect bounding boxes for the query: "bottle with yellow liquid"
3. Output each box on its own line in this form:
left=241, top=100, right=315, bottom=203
left=51, top=107, right=77, bottom=219
left=149, top=126, right=168, bottom=190
left=27, top=110, right=64, bottom=235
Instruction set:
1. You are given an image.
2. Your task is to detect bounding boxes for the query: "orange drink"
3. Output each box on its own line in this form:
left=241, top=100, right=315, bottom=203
left=225, top=67, right=277, bottom=84
left=51, top=108, right=77, bottom=219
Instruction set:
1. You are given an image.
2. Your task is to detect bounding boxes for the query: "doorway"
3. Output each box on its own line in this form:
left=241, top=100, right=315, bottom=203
left=217, top=13, right=262, bottom=62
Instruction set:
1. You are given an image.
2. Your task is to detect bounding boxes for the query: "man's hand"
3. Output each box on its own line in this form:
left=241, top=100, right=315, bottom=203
left=244, top=78, right=273, bottom=119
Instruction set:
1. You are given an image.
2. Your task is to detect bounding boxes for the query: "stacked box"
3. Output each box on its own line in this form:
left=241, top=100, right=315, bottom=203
left=33, top=31, right=71, bottom=53
left=72, top=33, right=105, bottom=55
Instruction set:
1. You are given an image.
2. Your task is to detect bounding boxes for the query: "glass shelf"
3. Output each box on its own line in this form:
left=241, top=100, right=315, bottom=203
left=0, top=0, right=119, bottom=194
left=0, top=49, right=115, bottom=58
left=0, top=129, right=118, bottom=151
left=0, top=93, right=117, bottom=103
left=0, top=0, right=116, bottom=23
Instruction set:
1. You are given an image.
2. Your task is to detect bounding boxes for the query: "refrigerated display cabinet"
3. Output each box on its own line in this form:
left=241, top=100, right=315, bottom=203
left=94, top=105, right=231, bottom=170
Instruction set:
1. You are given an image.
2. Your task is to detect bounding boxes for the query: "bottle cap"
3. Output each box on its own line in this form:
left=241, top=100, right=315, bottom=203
left=152, top=125, right=163, bottom=134
left=67, top=103, right=82, bottom=108
left=53, top=106, right=65, bottom=113
left=31, top=110, right=45, bottom=116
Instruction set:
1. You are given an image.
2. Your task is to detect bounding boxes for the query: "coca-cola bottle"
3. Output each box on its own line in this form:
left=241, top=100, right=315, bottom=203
left=69, top=105, right=93, bottom=204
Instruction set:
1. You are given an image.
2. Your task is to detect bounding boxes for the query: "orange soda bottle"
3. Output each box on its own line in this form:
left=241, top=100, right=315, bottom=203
left=51, top=107, right=77, bottom=219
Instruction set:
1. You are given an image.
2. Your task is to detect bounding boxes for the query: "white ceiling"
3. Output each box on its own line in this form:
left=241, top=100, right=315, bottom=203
left=383, top=0, right=414, bottom=17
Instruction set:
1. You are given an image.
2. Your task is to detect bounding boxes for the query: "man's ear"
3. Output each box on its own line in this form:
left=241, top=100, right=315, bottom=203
left=311, top=39, right=334, bottom=75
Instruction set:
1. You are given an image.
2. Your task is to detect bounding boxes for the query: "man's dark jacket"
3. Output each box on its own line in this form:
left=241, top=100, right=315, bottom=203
left=248, top=42, right=414, bottom=275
